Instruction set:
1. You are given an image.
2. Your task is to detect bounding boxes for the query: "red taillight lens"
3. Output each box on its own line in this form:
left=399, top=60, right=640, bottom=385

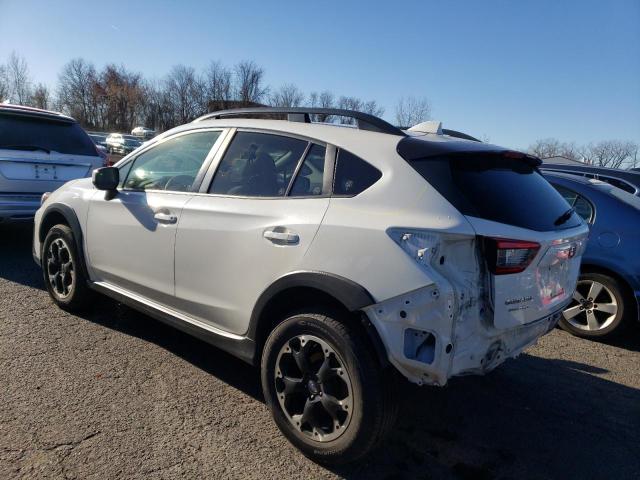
left=483, top=237, right=540, bottom=275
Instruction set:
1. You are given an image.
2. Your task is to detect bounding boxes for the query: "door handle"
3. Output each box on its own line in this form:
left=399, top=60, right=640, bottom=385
left=263, top=229, right=299, bottom=245
left=154, top=211, right=178, bottom=224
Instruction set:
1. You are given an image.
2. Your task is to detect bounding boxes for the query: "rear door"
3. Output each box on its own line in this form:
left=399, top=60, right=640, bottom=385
left=86, top=129, right=225, bottom=305
left=407, top=153, right=589, bottom=328
left=173, top=130, right=331, bottom=335
left=0, top=113, right=101, bottom=194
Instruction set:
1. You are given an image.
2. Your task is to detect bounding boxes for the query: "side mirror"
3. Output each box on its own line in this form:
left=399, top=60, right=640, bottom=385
left=92, top=167, right=119, bottom=191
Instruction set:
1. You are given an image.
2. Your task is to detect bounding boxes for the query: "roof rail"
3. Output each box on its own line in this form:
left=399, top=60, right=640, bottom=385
left=193, top=107, right=406, bottom=137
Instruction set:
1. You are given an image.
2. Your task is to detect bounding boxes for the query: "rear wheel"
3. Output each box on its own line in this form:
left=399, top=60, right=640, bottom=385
left=261, top=312, right=397, bottom=465
left=42, top=224, right=93, bottom=312
left=559, top=273, right=628, bottom=339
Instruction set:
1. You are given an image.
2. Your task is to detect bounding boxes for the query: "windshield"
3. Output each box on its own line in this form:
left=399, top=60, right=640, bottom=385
left=408, top=153, right=583, bottom=231
left=0, top=115, right=98, bottom=156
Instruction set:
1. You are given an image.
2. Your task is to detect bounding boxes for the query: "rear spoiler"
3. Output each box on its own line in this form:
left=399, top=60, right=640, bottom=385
left=397, top=136, right=541, bottom=167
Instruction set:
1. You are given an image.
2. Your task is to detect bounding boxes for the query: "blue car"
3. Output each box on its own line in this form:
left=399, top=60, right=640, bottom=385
left=544, top=172, right=640, bottom=338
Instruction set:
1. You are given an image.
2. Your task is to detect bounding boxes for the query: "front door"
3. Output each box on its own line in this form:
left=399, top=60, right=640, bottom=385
left=85, top=129, right=224, bottom=305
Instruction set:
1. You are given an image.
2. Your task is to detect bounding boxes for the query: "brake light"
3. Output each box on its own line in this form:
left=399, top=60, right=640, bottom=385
left=483, top=237, right=540, bottom=275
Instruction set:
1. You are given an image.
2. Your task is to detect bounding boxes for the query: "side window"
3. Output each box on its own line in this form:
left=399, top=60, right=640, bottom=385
left=573, top=196, right=594, bottom=221
left=553, top=184, right=594, bottom=222
left=554, top=184, right=578, bottom=205
left=333, top=149, right=382, bottom=196
left=123, top=131, right=220, bottom=192
left=209, top=132, right=307, bottom=197
left=290, top=144, right=326, bottom=196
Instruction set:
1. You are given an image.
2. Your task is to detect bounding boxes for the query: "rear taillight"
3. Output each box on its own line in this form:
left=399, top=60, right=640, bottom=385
left=483, top=237, right=540, bottom=275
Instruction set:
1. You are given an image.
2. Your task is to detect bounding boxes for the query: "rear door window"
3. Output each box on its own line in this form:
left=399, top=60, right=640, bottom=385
left=333, top=150, right=382, bottom=196
left=289, top=144, right=326, bottom=196
left=408, top=154, right=582, bottom=231
left=0, top=114, right=97, bottom=156
left=209, top=132, right=308, bottom=197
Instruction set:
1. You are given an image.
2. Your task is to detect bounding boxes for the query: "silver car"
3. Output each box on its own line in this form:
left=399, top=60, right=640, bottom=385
left=0, top=104, right=104, bottom=223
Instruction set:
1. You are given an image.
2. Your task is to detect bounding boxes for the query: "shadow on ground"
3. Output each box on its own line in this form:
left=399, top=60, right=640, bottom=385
left=2, top=223, right=639, bottom=479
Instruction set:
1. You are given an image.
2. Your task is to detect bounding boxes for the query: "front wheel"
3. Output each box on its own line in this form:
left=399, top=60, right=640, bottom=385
left=261, top=312, right=397, bottom=465
left=42, top=224, right=93, bottom=312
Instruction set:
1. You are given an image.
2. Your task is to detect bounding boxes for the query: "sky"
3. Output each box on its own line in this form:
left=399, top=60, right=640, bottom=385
left=1, top=0, right=639, bottom=149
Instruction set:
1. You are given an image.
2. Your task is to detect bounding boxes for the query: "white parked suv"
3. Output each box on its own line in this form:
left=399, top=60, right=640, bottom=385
left=0, top=104, right=104, bottom=223
left=33, top=108, right=589, bottom=464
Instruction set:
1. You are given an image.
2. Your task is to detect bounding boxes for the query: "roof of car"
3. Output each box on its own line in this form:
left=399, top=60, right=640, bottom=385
left=543, top=170, right=608, bottom=186
left=0, top=103, right=76, bottom=123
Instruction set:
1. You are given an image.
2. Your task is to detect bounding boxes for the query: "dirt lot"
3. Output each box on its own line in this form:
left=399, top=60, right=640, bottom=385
left=1, top=223, right=639, bottom=479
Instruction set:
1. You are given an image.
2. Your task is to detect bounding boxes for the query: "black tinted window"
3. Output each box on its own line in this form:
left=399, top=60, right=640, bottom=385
left=290, top=144, right=326, bottom=196
left=0, top=114, right=97, bottom=156
left=409, top=154, right=582, bottom=231
left=210, top=132, right=307, bottom=197
left=334, top=150, right=381, bottom=195
left=553, top=184, right=594, bottom=222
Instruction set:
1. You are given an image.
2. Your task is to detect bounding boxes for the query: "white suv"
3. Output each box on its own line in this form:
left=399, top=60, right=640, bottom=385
left=33, top=108, right=589, bottom=464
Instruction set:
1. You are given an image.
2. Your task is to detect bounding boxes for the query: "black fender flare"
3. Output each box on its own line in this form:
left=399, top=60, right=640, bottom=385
left=39, top=203, right=90, bottom=282
left=247, top=271, right=375, bottom=341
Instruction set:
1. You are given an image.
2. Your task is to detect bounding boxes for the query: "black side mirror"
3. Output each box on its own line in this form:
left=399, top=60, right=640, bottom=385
left=92, top=167, right=119, bottom=191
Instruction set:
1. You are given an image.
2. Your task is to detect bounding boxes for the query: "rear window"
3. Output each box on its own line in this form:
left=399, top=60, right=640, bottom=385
left=408, top=153, right=583, bottom=231
left=0, top=114, right=97, bottom=156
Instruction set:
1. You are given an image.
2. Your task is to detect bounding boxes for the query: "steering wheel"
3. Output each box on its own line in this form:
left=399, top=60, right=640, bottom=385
left=164, top=175, right=195, bottom=191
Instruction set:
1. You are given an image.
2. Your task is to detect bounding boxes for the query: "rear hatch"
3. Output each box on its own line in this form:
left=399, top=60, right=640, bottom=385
left=0, top=112, right=101, bottom=194
left=405, top=148, right=589, bottom=329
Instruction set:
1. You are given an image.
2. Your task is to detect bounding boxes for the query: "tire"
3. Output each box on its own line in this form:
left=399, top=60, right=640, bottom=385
left=559, top=272, right=629, bottom=339
left=42, top=224, right=93, bottom=312
left=261, top=312, right=397, bottom=465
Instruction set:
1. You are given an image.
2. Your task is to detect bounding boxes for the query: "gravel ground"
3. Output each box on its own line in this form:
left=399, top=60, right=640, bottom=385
left=1, top=223, right=639, bottom=479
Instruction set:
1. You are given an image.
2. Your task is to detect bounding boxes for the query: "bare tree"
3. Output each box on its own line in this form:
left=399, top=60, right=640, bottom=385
left=308, top=91, right=336, bottom=121
left=269, top=83, right=305, bottom=107
left=203, top=61, right=232, bottom=106
left=581, top=140, right=639, bottom=169
left=31, top=83, right=50, bottom=110
left=164, top=65, right=206, bottom=124
left=0, top=64, right=9, bottom=102
left=361, top=100, right=384, bottom=117
left=6, top=52, right=32, bottom=105
left=234, top=60, right=267, bottom=104
left=336, top=96, right=384, bottom=124
left=100, top=64, right=146, bottom=131
left=528, top=138, right=580, bottom=161
left=57, top=58, right=98, bottom=126
left=395, top=96, right=431, bottom=127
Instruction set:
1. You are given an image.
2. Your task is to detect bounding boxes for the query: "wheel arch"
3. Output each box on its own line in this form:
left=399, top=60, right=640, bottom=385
left=248, top=272, right=389, bottom=366
left=39, top=204, right=90, bottom=283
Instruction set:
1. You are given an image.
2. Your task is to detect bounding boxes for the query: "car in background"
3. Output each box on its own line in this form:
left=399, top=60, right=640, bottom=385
left=105, top=133, right=143, bottom=155
left=544, top=171, right=640, bottom=339
left=87, top=132, right=109, bottom=149
left=0, top=104, right=104, bottom=223
left=131, top=126, right=156, bottom=140
left=540, top=162, right=640, bottom=196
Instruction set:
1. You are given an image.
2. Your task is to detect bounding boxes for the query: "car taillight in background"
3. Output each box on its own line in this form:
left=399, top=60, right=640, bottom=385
left=483, top=237, right=540, bottom=275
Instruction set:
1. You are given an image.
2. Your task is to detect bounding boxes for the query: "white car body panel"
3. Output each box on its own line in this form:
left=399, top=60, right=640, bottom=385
left=173, top=195, right=330, bottom=335
left=85, top=190, right=190, bottom=304
left=33, top=116, right=590, bottom=386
